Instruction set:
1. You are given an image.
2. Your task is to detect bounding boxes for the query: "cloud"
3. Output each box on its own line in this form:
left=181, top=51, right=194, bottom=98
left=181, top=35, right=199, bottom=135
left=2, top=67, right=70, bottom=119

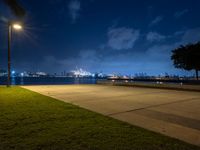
left=149, top=16, right=163, bottom=26
left=140, top=27, right=200, bottom=75
left=174, top=30, right=185, bottom=36
left=146, top=43, right=179, bottom=61
left=146, top=32, right=166, bottom=42
left=174, top=9, right=189, bottom=18
left=140, top=41, right=185, bottom=75
left=107, top=27, right=140, bottom=50
left=40, top=49, right=101, bottom=73
left=147, top=27, right=200, bottom=44
left=181, top=27, right=200, bottom=44
left=68, top=0, right=81, bottom=23
left=145, top=28, right=200, bottom=63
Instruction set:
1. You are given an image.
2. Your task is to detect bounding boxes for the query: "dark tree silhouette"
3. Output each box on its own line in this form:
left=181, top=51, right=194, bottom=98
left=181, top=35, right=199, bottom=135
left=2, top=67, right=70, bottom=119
left=171, top=42, right=200, bottom=80
left=3, top=0, right=25, bottom=17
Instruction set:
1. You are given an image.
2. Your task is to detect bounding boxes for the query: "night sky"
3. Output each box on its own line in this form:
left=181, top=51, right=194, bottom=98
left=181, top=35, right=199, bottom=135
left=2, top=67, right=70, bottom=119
left=1, top=0, right=200, bottom=75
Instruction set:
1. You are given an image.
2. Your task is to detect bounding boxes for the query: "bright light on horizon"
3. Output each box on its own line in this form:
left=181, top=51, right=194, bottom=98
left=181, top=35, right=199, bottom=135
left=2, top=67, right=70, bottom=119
left=11, top=70, right=15, bottom=74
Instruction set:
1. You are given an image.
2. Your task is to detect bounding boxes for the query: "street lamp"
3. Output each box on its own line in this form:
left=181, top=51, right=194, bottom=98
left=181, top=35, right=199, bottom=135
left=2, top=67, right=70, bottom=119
left=13, top=24, right=22, bottom=30
left=7, top=22, right=23, bottom=87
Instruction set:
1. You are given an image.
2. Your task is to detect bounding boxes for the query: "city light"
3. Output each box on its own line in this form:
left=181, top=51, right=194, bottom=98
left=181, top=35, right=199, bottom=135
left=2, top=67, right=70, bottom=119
left=11, top=70, right=15, bottom=74
left=71, top=68, right=94, bottom=77
left=20, top=73, right=24, bottom=77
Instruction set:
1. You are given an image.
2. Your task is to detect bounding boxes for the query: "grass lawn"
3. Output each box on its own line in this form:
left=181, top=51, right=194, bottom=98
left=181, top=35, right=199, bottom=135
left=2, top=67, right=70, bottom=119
left=0, top=86, right=199, bottom=150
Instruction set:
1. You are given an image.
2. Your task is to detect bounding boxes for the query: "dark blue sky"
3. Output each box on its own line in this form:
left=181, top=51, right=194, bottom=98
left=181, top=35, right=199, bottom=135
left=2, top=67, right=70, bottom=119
left=1, top=0, right=200, bottom=75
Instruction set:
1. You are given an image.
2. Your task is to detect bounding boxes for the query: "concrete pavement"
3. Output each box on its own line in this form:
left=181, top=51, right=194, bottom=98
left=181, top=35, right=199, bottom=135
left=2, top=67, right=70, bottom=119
left=22, top=85, right=200, bottom=146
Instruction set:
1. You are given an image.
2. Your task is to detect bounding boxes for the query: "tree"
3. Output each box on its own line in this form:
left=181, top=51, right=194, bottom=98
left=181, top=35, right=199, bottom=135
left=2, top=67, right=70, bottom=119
left=3, top=0, right=25, bottom=17
left=171, top=42, right=200, bottom=80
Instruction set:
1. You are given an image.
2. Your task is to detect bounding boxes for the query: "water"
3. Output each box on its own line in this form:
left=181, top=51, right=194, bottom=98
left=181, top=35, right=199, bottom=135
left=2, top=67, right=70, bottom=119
left=0, top=77, right=97, bottom=85
left=1, top=77, right=199, bottom=86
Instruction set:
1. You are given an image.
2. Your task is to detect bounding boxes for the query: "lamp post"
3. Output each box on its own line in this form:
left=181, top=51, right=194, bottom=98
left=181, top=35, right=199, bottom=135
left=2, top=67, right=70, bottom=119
left=7, top=22, right=22, bottom=87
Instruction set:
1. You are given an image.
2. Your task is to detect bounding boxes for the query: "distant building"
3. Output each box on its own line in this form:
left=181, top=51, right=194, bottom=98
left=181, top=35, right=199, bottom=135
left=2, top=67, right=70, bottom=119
left=70, top=68, right=94, bottom=77
left=35, top=72, right=47, bottom=77
left=18, top=71, right=48, bottom=77
left=0, top=69, right=7, bottom=77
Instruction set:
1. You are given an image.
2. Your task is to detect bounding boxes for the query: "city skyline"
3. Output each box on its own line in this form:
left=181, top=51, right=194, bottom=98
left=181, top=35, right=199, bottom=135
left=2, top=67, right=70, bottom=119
left=1, top=0, right=200, bottom=76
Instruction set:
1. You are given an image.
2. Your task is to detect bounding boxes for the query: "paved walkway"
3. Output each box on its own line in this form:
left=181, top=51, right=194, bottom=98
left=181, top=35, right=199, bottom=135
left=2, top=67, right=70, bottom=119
left=22, top=85, right=200, bottom=146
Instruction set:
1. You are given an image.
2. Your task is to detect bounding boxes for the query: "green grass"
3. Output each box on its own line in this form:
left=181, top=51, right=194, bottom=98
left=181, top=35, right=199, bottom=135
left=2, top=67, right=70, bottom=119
left=0, top=86, right=199, bottom=150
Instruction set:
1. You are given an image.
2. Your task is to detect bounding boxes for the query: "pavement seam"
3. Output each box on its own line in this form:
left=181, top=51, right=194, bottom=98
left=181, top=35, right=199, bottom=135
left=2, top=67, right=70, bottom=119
left=131, top=109, right=200, bottom=130
left=108, top=97, right=200, bottom=116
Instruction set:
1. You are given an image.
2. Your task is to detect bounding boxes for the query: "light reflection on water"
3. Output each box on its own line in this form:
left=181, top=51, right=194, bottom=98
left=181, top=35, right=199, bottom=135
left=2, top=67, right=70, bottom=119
left=0, top=77, right=97, bottom=85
